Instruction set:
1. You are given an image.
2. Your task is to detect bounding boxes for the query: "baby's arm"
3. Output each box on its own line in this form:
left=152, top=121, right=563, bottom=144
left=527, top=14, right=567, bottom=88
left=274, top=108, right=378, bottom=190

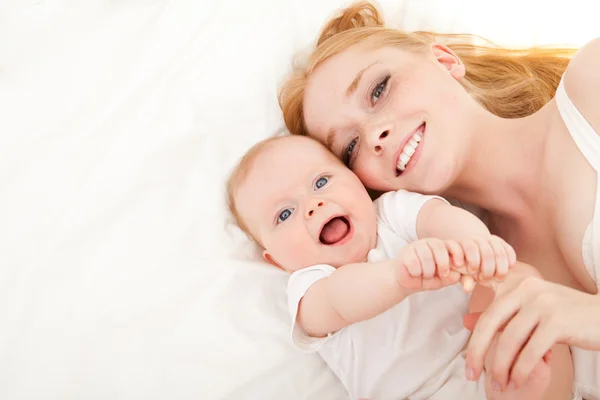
left=417, top=198, right=489, bottom=239
left=297, top=239, right=461, bottom=338
left=297, top=259, right=410, bottom=337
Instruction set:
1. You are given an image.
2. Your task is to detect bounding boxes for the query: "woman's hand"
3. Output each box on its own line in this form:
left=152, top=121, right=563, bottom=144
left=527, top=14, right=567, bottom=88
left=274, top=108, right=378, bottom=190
left=464, top=270, right=600, bottom=390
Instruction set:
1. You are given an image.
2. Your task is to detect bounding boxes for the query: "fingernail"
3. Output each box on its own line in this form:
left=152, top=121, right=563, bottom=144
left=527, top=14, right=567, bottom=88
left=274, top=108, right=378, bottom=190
left=465, top=367, right=475, bottom=380
left=492, top=380, right=502, bottom=391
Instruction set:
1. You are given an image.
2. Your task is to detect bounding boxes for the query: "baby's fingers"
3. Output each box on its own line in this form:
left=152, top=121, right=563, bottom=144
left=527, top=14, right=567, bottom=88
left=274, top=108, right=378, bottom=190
left=395, top=263, right=423, bottom=290
left=415, top=243, right=435, bottom=279
left=428, top=239, right=450, bottom=278
left=402, top=246, right=422, bottom=278
left=474, top=237, right=495, bottom=280
left=461, top=238, right=481, bottom=274
left=489, top=236, right=509, bottom=280
left=445, top=240, right=465, bottom=268
left=441, top=270, right=462, bottom=287
left=421, top=277, right=443, bottom=291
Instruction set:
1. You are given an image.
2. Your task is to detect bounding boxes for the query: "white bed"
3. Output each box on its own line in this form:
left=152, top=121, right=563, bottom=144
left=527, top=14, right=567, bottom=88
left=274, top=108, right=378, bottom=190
left=0, top=0, right=596, bottom=398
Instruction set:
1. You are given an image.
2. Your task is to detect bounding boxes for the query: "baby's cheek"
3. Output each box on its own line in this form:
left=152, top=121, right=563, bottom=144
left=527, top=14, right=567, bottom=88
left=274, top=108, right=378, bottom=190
left=354, top=164, right=390, bottom=192
left=274, top=236, right=317, bottom=269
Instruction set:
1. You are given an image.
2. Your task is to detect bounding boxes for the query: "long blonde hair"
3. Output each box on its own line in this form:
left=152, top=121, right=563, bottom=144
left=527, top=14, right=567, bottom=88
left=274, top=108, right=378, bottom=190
left=279, top=1, right=576, bottom=137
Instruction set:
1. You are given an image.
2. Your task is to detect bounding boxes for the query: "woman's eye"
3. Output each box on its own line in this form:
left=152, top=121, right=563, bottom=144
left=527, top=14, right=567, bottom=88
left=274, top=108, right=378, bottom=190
left=277, top=209, right=293, bottom=223
left=343, top=138, right=358, bottom=168
left=371, top=75, right=390, bottom=105
left=315, top=176, right=329, bottom=190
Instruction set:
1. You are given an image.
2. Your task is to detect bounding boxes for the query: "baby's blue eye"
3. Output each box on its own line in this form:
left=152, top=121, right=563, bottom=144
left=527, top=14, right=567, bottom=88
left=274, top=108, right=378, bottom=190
left=278, top=209, right=292, bottom=223
left=315, top=177, right=328, bottom=189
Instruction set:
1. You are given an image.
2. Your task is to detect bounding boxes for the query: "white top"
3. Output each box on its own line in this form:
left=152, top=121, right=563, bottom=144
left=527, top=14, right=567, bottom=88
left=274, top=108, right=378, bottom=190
left=287, top=190, right=485, bottom=399
left=555, top=77, right=600, bottom=400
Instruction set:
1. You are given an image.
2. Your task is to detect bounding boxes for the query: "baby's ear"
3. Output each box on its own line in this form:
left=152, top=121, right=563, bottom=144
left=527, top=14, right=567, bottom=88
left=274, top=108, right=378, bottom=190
left=263, top=251, right=284, bottom=270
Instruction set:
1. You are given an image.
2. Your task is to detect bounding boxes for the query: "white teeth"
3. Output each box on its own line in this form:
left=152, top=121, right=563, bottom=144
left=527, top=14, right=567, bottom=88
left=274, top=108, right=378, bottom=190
left=404, top=143, right=416, bottom=156
left=396, top=129, right=423, bottom=172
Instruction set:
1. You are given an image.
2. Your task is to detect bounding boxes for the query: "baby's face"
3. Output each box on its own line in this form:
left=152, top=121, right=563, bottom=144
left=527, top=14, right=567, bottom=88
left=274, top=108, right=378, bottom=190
left=236, top=136, right=377, bottom=273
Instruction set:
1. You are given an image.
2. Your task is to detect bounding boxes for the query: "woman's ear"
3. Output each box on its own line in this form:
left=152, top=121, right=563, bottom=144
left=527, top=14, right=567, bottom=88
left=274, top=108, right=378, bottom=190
left=431, top=43, right=465, bottom=80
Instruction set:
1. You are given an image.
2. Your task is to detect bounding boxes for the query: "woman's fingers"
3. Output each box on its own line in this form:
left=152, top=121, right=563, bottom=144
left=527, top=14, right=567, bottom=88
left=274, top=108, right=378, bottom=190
left=460, top=275, right=476, bottom=292
left=463, top=312, right=482, bottom=331
left=466, top=292, right=522, bottom=380
left=510, top=323, right=558, bottom=387
left=465, top=272, right=600, bottom=389
left=490, top=308, right=540, bottom=389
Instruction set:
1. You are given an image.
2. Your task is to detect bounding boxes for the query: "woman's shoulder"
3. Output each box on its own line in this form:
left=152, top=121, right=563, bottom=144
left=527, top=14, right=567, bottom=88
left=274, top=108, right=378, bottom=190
left=562, top=37, right=600, bottom=135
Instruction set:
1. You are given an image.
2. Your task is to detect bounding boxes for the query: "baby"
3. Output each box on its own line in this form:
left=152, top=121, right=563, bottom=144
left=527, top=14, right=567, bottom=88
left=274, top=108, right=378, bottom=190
left=227, top=135, right=563, bottom=399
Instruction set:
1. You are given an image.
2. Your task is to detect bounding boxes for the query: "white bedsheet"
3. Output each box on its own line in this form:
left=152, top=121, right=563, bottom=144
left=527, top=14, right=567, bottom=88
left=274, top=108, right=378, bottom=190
left=0, top=0, right=596, bottom=398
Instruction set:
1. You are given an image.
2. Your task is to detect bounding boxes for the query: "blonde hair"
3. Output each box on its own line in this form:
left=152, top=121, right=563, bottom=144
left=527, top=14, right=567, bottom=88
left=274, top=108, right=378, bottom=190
left=227, top=136, right=284, bottom=245
left=279, top=1, right=576, bottom=137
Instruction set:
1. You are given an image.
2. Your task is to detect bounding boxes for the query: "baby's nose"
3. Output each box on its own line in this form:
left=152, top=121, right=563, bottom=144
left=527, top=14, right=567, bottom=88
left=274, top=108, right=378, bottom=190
left=306, top=200, right=325, bottom=218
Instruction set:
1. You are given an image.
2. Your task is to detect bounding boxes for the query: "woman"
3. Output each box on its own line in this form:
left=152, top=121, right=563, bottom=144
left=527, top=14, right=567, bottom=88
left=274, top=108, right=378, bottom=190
left=278, top=1, right=600, bottom=398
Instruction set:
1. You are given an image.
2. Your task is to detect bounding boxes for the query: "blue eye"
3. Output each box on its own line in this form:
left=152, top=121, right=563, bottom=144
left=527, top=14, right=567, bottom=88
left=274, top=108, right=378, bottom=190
left=278, top=209, right=292, bottom=223
left=371, top=75, right=390, bottom=105
left=343, top=138, right=358, bottom=168
left=315, top=177, right=328, bottom=189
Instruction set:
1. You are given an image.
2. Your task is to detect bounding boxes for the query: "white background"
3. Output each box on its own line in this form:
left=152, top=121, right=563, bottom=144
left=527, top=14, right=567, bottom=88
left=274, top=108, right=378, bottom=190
left=0, top=0, right=598, bottom=398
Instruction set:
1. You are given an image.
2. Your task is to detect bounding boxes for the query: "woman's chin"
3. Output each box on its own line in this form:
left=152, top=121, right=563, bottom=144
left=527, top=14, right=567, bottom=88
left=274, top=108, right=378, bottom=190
left=409, top=164, right=455, bottom=195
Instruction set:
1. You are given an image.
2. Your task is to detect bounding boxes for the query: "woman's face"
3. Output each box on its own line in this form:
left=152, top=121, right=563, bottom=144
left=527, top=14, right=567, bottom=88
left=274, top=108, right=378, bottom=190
left=303, top=43, right=475, bottom=194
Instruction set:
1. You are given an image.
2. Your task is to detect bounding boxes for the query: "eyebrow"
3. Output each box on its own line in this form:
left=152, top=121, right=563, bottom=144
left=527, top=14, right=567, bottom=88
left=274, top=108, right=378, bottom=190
left=326, top=128, right=336, bottom=149
left=326, top=62, right=379, bottom=150
left=345, top=61, right=378, bottom=97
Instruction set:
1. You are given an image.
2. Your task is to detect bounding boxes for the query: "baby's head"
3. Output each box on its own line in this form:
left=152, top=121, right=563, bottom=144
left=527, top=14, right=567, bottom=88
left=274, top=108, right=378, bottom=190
left=228, top=135, right=377, bottom=273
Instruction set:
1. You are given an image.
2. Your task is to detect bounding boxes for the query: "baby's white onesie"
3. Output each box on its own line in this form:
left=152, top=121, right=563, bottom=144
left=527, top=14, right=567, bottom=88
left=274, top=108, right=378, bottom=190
left=287, top=190, right=486, bottom=399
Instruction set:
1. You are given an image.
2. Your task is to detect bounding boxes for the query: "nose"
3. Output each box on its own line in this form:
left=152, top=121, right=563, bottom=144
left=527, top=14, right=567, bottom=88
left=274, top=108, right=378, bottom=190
left=365, top=124, right=390, bottom=155
left=305, top=198, right=325, bottom=219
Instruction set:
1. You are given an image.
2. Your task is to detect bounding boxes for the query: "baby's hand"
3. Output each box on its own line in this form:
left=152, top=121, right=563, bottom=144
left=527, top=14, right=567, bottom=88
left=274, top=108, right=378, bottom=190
left=447, top=235, right=517, bottom=291
left=394, top=238, right=462, bottom=291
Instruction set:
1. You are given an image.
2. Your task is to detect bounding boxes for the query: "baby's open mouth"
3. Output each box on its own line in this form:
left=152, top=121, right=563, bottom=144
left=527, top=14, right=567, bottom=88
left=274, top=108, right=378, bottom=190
left=319, top=216, right=351, bottom=245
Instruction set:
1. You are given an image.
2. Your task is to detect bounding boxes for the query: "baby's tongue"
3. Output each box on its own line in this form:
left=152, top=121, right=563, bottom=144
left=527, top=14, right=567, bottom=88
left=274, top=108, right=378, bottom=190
left=320, top=217, right=348, bottom=244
